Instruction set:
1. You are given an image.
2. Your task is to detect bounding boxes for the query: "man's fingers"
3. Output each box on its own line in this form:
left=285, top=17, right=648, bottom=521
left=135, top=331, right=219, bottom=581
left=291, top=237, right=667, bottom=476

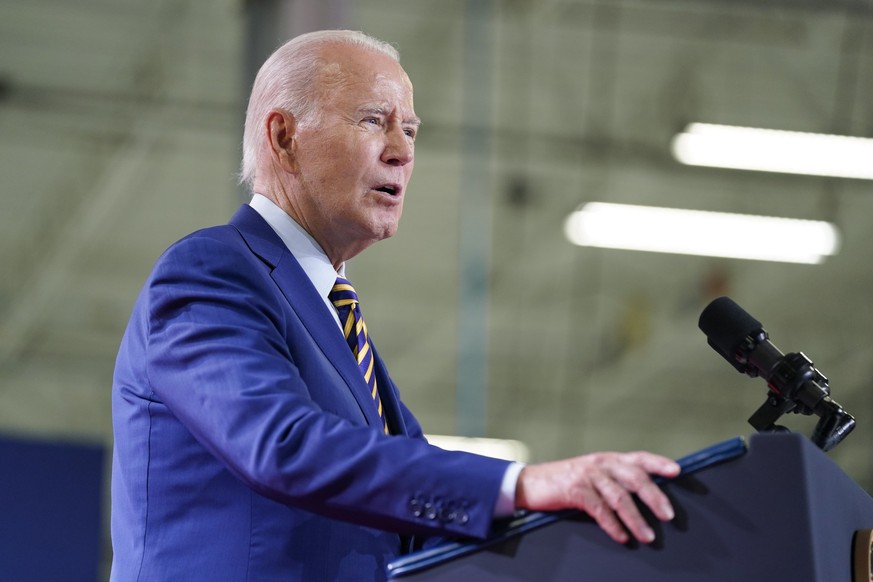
left=591, top=472, right=655, bottom=543
left=624, top=451, right=682, bottom=479
left=606, top=457, right=677, bottom=522
left=579, top=484, right=632, bottom=544
left=634, top=479, right=675, bottom=522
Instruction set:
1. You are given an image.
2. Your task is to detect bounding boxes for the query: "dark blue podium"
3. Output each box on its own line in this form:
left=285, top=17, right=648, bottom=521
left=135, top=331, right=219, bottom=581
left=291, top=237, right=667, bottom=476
left=388, top=433, right=873, bottom=581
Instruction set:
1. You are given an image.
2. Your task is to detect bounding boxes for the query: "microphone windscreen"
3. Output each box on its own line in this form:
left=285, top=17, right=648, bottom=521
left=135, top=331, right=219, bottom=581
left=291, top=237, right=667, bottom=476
left=698, top=296, right=763, bottom=358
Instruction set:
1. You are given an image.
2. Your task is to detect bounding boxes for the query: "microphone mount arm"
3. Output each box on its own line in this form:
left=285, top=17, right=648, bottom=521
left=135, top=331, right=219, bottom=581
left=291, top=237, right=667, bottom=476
left=733, top=330, right=855, bottom=452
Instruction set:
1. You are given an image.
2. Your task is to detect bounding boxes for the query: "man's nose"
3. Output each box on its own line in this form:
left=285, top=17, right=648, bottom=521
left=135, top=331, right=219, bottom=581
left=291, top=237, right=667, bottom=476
left=381, top=128, right=414, bottom=166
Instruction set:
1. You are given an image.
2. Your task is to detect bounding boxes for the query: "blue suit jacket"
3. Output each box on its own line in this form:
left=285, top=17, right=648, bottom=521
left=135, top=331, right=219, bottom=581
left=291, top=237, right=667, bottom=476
left=110, top=205, right=510, bottom=581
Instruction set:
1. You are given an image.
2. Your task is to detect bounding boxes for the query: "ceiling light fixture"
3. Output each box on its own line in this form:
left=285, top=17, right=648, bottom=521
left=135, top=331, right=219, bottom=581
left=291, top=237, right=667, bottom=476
left=671, top=123, right=873, bottom=180
left=564, top=202, right=840, bottom=264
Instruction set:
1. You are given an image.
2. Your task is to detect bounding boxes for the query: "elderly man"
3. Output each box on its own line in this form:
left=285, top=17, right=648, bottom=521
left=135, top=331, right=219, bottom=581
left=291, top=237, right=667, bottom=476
left=110, top=30, right=679, bottom=581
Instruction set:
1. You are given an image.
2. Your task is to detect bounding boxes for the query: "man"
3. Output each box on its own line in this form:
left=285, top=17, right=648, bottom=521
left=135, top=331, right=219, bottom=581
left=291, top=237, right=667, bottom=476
left=110, top=30, right=680, bottom=581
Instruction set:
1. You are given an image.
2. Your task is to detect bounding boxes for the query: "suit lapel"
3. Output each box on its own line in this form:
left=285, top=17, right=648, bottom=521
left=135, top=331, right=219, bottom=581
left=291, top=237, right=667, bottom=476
left=228, top=205, right=387, bottom=431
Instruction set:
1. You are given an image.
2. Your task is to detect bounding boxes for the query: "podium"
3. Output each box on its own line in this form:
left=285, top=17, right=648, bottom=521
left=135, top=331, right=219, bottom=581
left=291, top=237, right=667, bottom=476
left=387, top=433, right=873, bottom=581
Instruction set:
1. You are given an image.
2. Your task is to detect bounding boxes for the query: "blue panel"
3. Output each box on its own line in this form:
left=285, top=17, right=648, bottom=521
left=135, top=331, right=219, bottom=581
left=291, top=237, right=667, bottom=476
left=0, top=435, right=105, bottom=582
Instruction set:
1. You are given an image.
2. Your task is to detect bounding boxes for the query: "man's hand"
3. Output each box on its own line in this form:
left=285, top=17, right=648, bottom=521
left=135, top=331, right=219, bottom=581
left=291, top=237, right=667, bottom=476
left=515, top=452, right=681, bottom=544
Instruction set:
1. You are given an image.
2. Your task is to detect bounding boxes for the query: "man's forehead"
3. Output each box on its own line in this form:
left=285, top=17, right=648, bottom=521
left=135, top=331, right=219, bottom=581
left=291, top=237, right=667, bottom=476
left=327, top=69, right=415, bottom=110
left=317, top=43, right=410, bottom=82
left=310, top=44, right=415, bottom=109
left=338, top=65, right=413, bottom=93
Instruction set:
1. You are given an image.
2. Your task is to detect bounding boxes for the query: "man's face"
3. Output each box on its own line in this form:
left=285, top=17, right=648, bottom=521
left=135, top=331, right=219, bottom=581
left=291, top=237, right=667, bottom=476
left=289, top=44, right=419, bottom=263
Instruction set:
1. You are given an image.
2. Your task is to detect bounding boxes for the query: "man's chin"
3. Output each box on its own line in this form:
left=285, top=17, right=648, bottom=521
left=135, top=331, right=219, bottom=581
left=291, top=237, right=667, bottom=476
left=375, top=223, right=399, bottom=241
left=372, top=212, right=402, bottom=240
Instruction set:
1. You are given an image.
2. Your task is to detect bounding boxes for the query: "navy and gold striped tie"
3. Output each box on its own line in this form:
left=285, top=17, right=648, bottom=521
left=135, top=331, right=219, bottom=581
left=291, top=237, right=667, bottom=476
left=329, top=277, right=389, bottom=434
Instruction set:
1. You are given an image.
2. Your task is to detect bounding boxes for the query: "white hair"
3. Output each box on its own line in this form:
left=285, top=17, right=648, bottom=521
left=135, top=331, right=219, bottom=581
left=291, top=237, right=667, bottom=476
left=239, top=30, right=400, bottom=190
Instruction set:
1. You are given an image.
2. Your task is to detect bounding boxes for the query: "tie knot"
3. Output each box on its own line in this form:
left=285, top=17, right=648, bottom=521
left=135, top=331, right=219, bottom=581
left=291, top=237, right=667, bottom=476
left=329, top=277, right=359, bottom=309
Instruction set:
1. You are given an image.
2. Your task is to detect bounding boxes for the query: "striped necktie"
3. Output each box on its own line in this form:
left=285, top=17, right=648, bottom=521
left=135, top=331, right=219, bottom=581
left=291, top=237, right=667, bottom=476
left=329, top=277, right=389, bottom=434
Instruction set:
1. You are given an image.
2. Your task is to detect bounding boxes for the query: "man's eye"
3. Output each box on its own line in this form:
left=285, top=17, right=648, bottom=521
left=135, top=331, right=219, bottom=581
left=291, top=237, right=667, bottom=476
left=404, top=129, right=417, bottom=139
left=364, top=117, right=380, bottom=125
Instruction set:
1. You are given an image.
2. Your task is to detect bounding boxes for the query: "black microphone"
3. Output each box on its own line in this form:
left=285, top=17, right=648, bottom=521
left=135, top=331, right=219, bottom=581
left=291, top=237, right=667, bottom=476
left=698, top=296, right=854, bottom=452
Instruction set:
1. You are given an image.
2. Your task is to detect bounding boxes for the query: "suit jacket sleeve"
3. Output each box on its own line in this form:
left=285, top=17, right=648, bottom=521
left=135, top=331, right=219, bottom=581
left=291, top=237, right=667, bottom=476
left=139, top=230, right=510, bottom=539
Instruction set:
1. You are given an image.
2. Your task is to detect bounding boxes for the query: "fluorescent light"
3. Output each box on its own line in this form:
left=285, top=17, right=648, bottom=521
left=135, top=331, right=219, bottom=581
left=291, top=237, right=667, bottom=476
left=672, top=123, right=873, bottom=180
left=564, top=202, right=840, bottom=264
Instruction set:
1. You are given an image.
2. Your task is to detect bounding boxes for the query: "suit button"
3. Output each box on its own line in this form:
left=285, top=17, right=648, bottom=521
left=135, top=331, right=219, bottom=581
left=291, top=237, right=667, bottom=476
left=456, top=511, right=469, bottom=525
left=423, top=502, right=437, bottom=520
left=437, top=506, right=454, bottom=523
left=409, top=498, right=423, bottom=517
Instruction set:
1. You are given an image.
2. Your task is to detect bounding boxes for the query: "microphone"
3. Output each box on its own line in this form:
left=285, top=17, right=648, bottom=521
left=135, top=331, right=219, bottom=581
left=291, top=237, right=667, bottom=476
left=698, top=296, right=854, bottom=452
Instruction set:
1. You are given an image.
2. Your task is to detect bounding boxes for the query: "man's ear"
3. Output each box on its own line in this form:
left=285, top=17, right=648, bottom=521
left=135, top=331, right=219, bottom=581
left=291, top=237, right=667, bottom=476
left=266, top=109, right=298, bottom=174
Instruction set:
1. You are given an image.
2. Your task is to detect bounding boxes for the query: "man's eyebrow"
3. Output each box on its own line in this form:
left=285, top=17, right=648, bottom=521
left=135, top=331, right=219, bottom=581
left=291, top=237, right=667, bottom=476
left=359, top=105, right=385, bottom=115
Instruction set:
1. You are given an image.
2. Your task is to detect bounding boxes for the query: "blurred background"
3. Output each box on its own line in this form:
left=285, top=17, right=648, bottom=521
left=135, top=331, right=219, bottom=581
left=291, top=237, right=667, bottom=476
left=1, top=0, right=872, bottom=578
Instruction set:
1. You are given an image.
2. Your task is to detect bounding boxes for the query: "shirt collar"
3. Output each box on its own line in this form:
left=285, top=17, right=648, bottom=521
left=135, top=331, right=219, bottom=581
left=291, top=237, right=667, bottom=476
left=248, top=193, right=345, bottom=301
